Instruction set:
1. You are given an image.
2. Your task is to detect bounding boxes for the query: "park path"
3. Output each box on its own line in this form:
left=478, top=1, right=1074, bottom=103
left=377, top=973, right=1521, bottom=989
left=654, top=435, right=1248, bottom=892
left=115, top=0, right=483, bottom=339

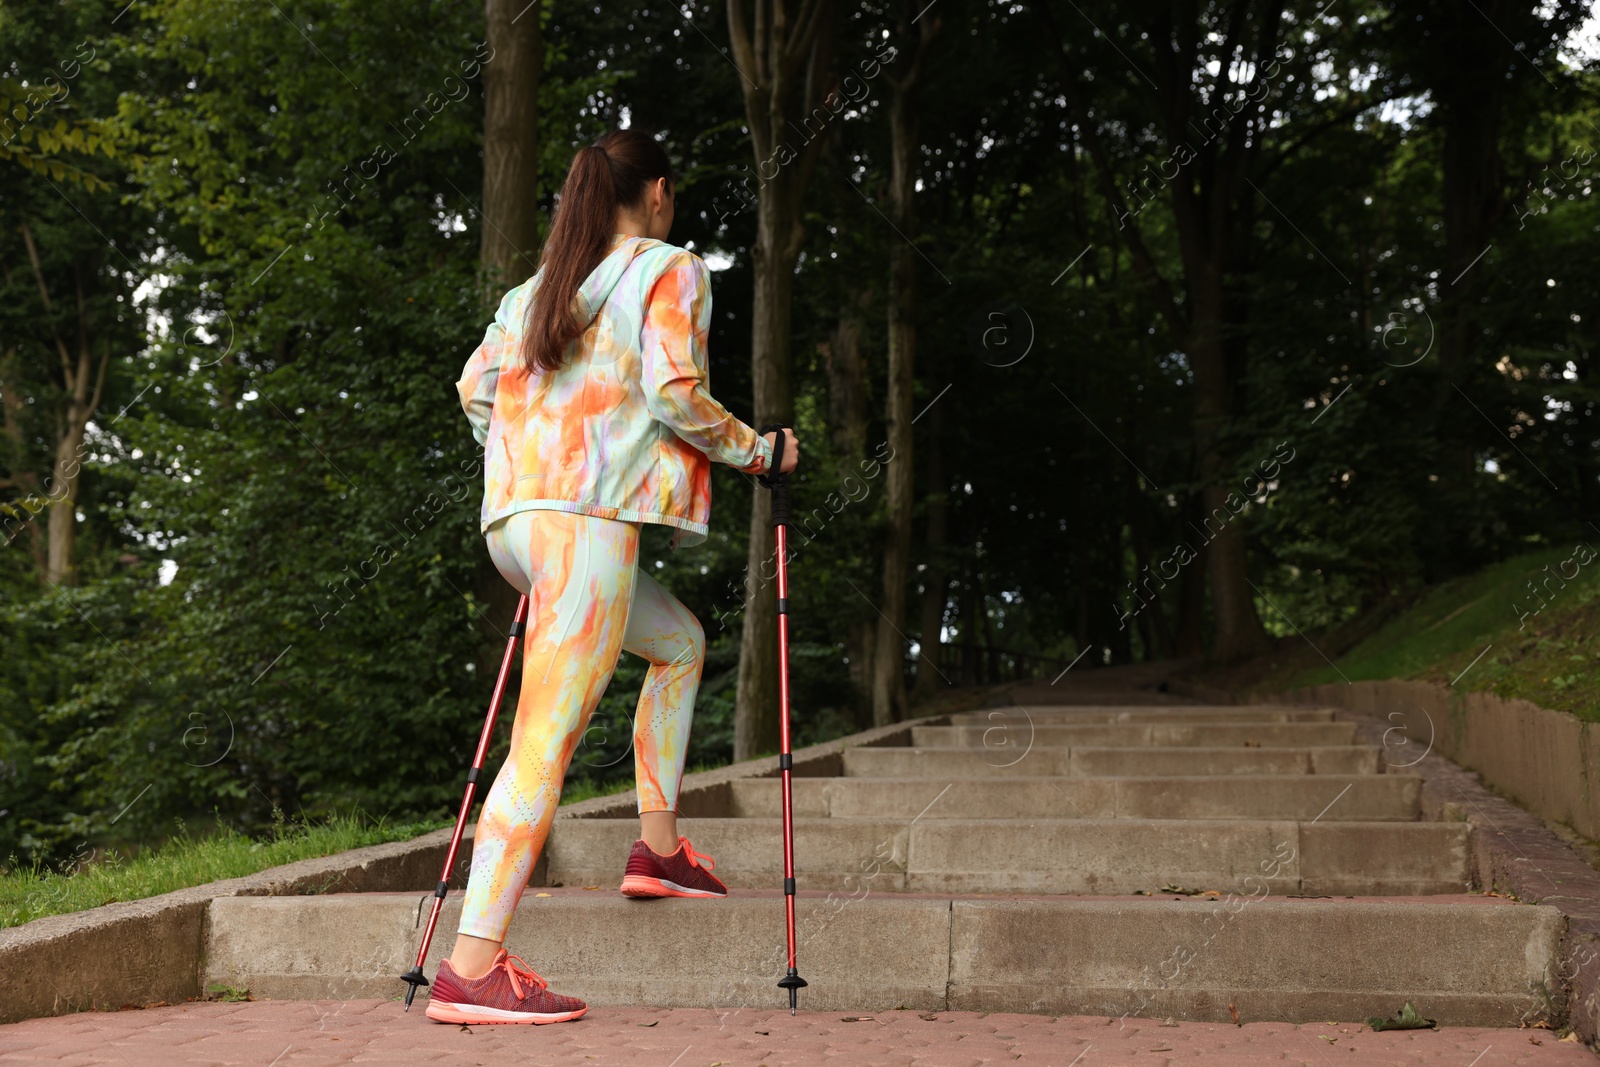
left=0, top=999, right=1592, bottom=1066
left=5, top=668, right=1596, bottom=1063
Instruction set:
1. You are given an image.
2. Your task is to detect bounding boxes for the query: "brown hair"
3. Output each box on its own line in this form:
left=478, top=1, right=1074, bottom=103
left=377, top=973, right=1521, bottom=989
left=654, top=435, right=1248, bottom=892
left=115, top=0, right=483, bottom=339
left=522, top=129, right=674, bottom=373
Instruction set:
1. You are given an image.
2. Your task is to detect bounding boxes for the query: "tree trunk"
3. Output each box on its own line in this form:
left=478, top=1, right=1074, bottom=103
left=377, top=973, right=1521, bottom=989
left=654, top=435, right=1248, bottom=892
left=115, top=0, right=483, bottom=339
left=476, top=0, right=543, bottom=642
left=914, top=391, right=948, bottom=697
left=480, top=0, right=542, bottom=293
left=1432, top=59, right=1505, bottom=536
left=19, top=231, right=108, bottom=588
left=1174, top=496, right=1208, bottom=657
left=870, top=0, right=935, bottom=725
left=725, top=0, right=833, bottom=761
left=1037, top=0, right=1280, bottom=663
left=821, top=310, right=873, bottom=724
left=45, top=415, right=86, bottom=587
left=733, top=227, right=797, bottom=758
left=1187, top=264, right=1270, bottom=661
left=822, top=312, right=868, bottom=459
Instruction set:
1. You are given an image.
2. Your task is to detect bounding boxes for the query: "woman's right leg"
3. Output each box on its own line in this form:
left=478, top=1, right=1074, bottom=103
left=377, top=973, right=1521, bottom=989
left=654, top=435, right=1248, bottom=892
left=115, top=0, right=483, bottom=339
left=616, top=569, right=728, bottom=899
left=447, top=511, right=640, bottom=973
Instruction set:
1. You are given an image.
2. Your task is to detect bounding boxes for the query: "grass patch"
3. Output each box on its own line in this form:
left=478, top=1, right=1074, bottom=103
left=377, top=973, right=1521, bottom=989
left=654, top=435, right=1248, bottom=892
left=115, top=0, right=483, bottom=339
left=1268, top=542, right=1600, bottom=721
left=559, top=776, right=635, bottom=807
left=0, top=810, right=452, bottom=930
left=1, top=773, right=648, bottom=929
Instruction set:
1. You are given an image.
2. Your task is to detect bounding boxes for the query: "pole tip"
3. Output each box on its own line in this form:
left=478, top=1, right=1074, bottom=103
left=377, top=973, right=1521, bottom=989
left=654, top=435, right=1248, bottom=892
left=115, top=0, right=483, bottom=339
left=779, top=969, right=805, bottom=1013
left=400, top=966, right=429, bottom=1011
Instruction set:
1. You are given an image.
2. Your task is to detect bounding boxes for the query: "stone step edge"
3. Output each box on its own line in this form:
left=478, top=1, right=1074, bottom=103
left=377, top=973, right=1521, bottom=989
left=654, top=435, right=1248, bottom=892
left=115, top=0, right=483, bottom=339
left=0, top=710, right=955, bottom=1026
left=202, top=891, right=1565, bottom=1027
left=847, top=744, right=1382, bottom=754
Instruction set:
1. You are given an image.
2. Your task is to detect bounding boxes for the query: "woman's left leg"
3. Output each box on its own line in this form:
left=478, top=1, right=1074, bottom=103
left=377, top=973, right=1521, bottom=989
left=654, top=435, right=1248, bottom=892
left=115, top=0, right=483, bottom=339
left=453, top=512, right=640, bottom=951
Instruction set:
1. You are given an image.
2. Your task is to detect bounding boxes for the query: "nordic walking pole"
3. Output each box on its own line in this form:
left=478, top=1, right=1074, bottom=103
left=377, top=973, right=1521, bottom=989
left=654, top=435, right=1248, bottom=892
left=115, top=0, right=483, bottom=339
left=758, top=424, right=807, bottom=1014
left=400, top=593, right=530, bottom=1010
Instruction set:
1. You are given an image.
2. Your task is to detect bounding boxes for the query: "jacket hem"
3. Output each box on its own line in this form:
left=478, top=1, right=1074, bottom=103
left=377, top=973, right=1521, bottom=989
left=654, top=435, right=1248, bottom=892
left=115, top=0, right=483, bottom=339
left=481, top=500, right=709, bottom=546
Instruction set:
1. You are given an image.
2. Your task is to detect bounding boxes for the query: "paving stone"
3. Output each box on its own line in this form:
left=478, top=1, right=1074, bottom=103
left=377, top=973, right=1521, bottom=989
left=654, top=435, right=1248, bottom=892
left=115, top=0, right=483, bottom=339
left=2, top=1002, right=1592, bottom=1066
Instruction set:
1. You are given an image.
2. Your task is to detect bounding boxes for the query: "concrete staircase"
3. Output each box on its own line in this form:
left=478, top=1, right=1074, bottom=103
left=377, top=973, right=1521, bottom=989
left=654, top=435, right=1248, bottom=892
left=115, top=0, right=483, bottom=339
left=204, top=702, right=1564, bottom=1024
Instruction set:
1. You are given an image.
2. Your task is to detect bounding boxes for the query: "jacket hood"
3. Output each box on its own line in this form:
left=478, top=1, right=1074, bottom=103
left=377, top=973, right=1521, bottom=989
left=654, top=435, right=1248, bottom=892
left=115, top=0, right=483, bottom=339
left=572, top=236, right=665, bottom=325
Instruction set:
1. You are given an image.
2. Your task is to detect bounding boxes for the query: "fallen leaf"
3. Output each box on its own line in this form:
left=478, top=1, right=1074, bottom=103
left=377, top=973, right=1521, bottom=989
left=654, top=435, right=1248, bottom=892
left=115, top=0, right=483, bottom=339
left=919, top=1013, right=938, bottom=1021
left=583, top=885, right=600, bottom=891
left=1367, top=1002, right=1436, bottom=1032
left=1150, top=1047, right=1173, bottom=1052
left=1561, top=1032, right=1580, bottom=1042
left=1159, top=1018, right=1178, bottom=1027
left=1228, top=1002, right=1241, bottom=1027
left=637, top=1021, right=658, bottom=1027
left=535, top=892, right=552, bottom=898
left=841, top=1016, right=873, bottom=1022
left=1530, top=1037, right=1543, bottom=1046
left=755, top=1029, right=770, bottom=1035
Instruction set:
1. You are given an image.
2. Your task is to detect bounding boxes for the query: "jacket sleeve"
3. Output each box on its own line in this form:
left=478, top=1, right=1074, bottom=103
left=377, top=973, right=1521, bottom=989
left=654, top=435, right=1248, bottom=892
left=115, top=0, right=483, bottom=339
left=456, top=285, right=524, bottom=447
left=640, top=252, right=772, bottom=474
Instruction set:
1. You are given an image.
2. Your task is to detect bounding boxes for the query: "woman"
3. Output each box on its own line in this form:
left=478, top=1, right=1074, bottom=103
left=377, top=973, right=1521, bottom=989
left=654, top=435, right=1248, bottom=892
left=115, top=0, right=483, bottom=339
left=426, top=129, right=799, bottom=1025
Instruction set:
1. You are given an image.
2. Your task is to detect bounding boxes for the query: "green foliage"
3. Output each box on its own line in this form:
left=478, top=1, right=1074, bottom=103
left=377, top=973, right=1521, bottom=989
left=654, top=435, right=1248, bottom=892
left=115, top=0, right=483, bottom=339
left=1280, top=544, right=1600, bottom=722
left=4, top=0, right=1599, bottom=873
left=0, top=809, right=447, bottom=929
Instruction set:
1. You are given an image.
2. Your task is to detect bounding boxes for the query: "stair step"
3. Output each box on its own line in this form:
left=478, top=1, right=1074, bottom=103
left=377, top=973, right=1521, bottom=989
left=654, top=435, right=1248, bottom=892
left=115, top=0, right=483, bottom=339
left=842, top=745, right=1381, bottom=778
left=911, top=722, right=1358, bottom=748
left=544, top=817, right=1467, bottom=895
left=725, top=775, right=1421, bottom=821
left=203, top=891, right=1561, bottom=1025
left=948, top=706, right=1337, bottom=725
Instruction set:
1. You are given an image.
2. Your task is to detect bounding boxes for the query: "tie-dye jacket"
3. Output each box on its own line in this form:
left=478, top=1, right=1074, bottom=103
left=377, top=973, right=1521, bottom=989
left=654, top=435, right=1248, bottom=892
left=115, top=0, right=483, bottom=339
left=457, top=235, right=772, bottom=548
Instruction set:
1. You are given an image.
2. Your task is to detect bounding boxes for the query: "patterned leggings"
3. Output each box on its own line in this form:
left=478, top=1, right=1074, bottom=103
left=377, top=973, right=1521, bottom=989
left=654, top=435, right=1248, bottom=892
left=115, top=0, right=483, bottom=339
left=457, top=510, right=704, bottom=942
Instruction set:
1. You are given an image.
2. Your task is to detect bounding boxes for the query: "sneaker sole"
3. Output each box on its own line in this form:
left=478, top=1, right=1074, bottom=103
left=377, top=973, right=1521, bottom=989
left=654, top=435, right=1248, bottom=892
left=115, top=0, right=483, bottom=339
left=619, top=874, right=727, bottom=899
left=425, top=1000, right=587, bottom=1025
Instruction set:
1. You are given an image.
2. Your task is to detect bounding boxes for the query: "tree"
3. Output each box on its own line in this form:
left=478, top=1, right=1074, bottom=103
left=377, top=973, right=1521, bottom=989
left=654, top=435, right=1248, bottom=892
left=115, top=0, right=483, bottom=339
left=1381, top=0, right=1590, bottom=571
left=0, top=77, right=124, bottom=587
left=475, top=0, right=545, bottom=638
left=725, top=0, right=835, bottom=758
left=870, top=1, right=938, bottom=725
left=1036, top=0, right=1389, bottom=659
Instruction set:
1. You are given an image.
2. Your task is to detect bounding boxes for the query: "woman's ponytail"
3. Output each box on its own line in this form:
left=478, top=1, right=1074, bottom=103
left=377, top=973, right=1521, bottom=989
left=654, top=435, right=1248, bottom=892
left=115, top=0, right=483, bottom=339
left=523, top=130, right=674, bottom=373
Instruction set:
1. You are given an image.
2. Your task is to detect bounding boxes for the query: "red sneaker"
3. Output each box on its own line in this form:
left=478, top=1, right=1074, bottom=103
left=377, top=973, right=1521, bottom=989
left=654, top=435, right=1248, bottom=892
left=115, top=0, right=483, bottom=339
left=619, top=836, right=729, bottom=898
left=424, top=950, right=587, bottom=1025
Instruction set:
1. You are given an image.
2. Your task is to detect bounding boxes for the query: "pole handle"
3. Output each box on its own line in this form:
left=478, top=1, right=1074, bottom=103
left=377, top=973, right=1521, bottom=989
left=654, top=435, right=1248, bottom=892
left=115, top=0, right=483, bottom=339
left=757, top=423, right=790, bottom=528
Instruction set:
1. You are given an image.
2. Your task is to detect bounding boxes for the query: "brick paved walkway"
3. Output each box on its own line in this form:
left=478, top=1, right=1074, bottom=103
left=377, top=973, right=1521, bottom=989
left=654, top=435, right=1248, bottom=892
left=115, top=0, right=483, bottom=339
left=1, top=1000, right=1592, bottom=1066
